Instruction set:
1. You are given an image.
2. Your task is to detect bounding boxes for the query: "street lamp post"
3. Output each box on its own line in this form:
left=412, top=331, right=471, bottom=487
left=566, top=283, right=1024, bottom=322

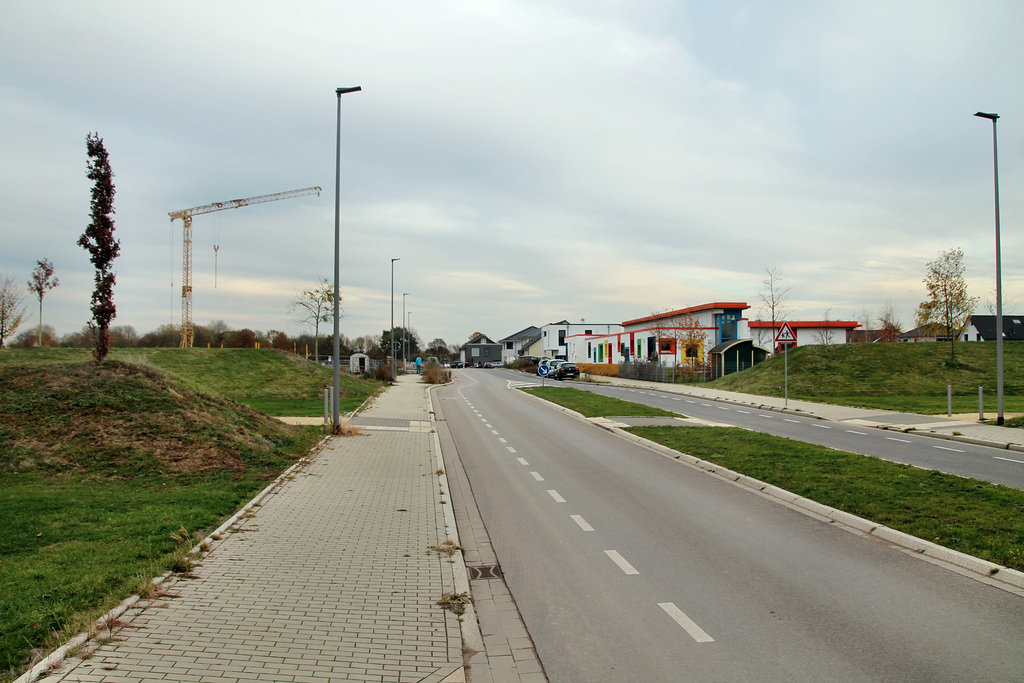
left=402, top=292, right=409, bottom=372
left=391, top=258, right=400, bottom=381
left=975, top=111, right=1004, bottom=426
left=333, top=86, right=361, bottom=434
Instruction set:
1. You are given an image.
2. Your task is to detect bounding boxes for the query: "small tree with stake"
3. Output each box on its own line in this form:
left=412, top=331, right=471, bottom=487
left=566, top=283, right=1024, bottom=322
left=916, top=247, right=977, bottom=363
left=27, top=258, right=59, bottom=347
left=78, top=133, right=120, bottom=363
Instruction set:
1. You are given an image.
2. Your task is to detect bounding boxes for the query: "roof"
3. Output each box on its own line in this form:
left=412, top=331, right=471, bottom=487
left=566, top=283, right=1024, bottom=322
left=622, top=302, right=750, bottom=327
left=968, top=315, right=1024, bottom=341
left=708, top=339, right=771, bottom=355
left=749, top=320, right=860, bottom=329
left=498, top=326, right=540, bottom=343
left=464, top=333, right=497, bottom=345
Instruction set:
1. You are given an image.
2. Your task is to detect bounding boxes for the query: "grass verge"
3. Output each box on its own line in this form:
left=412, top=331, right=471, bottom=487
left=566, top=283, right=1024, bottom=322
left=521, top=387, right=1024, bottom=573
left=522, top=387, right=679, bottom=418
left=628, top=426, right=1024, bottom=572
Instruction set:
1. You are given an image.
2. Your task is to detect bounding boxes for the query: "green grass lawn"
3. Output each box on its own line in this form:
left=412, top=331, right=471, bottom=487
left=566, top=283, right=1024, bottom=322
left=523, top=386, right=679, bottom=418
left=703, top=342, right=1024, bottom=415
left=521, top=387, right=1024, bottom=573
left=0, top=347, right=380, bottom=417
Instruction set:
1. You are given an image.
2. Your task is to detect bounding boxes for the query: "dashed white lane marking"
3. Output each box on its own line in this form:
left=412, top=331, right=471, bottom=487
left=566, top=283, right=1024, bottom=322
left=846, top=430, right=867, bottom=435
left=547, top=490, right=566, bottom=503
left=672, top=397, right=681, bottom=401
left=686, top=400, right=695, bottom=404
left=570, top=515, right=594, bottom=531
left=933, top=445, right=965, bottom=453
left=718, top=406, right=729, bottom=411
left=498, top=438, right=507, bottom=443
left=758, top=414, right=773, bottom=419
left=813, top=424, right=831, bottom=429
left=737, top=410, right=750, bottom=414
left=530, top=471, right=544, bottom=481
left=485, top=423, right=493, bottom=428
left=994, top=456, right=1024, bottom=465
left=507, top=446, right=517, bottom=453
left=490, top=430, right=500, bottom=435
left=658, top=603, right=714, bottom=643
left=886, top=437, right=912, bottom=443
left=516, top=458, right=529, bottom=466
left=701, top=403, right=712, bottom=407
left=604, top=550, right=639, bottom=575
left=784, top=418, right=801, bottom=423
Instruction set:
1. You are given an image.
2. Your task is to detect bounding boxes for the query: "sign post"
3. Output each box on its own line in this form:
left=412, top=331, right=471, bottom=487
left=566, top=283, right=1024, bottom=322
left=775, top=322, right=797, bottom=407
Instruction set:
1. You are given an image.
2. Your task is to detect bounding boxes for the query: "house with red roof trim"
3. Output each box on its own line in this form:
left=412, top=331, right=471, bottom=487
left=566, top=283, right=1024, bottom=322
left=748, top=319, right=861, bottom=352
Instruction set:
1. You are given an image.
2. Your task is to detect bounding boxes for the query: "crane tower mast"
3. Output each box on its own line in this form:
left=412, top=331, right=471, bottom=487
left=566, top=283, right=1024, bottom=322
left=169, top=186, right=322, bottom=348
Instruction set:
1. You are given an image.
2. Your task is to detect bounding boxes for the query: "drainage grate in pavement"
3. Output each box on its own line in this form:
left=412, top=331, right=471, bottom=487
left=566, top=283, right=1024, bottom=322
left=468, top=564, right=503, bottom=580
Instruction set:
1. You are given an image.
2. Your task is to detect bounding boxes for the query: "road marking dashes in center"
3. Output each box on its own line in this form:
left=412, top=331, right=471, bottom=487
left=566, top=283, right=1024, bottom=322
left=530, top=472, right=544, bottom=481
left=604, top=550, right=639, bottom=575
left=547, top=490, right=565, bottom=503
left=570, top=515, right=594, bottom=531
left=658, top=602, right=714, bottom=643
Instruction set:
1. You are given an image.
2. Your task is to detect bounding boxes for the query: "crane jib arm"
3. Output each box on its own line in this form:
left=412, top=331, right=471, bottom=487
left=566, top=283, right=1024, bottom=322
left=168, top=186, right=322, bottom=221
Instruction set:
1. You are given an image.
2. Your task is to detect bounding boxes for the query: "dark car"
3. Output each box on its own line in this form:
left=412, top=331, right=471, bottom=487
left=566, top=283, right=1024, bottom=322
left=554, top=362, right=579, bottom=380
left=451, top=361, right=467, bottom=368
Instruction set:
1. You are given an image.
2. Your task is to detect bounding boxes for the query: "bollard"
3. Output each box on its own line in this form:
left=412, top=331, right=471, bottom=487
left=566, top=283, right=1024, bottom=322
left=947, top=385, right=952, bottom=417
left=324, top=388, right=330, bottom=425
left=979, top=386, right=985, bottom=421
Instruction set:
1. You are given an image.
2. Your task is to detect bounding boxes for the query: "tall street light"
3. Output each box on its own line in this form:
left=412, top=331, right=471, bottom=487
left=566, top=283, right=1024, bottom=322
left=402, top=292, right=410, bottom=371
left=391, top=258, right=400, bottom=381
left=333, top=86, right=361, bottom=434
left=975, top=111, right=1004, bottom=426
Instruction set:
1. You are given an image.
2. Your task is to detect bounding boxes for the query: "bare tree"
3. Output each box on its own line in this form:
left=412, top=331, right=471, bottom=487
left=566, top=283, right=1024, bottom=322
left=290, top=275, right=336, bottom=362
left=915, top=248, right=977, bottom=361
left=78, top=132, right=120, bottom=363
left=759, top=264, right=791, bottom=352
left=812, top=308, right=836, bottom=345
left=1, top=274, right=27, bottom=348
left=28, top=258, right=59, bottom=347
left=878, top=302, right=902, bottom=343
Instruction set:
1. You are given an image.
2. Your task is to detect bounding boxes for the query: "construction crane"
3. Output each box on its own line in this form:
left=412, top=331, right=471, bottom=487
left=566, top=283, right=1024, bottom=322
left=169, top=186, right=322, bottom=348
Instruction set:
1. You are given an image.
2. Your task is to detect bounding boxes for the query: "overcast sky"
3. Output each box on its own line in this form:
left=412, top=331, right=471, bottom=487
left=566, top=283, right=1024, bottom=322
left=2, top=0, right=1022, bottom=349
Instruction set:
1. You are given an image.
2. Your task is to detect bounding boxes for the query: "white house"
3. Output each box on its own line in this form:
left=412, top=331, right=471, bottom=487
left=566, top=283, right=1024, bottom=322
left=540, top=320, right=623, bottom=360
left=565, top=302, right=754, bottom=366
left=748, top=319, right=861, bottom=351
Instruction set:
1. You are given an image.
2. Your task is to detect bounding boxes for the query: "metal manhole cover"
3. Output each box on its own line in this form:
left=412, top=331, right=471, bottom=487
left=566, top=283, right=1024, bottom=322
left=468, top=564, right=503, bottom=580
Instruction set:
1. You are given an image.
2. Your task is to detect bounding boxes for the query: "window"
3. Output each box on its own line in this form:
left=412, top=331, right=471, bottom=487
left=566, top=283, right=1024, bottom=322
left=505, top=341, right=513, bottom=349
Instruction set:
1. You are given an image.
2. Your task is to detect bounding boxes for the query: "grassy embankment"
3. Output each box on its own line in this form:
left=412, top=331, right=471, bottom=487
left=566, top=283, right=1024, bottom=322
left=0, top=348, right=380, bottom=680
left=706, top=342, right=1024, bottom=421
left=523, top=386, right=1024, bottom=573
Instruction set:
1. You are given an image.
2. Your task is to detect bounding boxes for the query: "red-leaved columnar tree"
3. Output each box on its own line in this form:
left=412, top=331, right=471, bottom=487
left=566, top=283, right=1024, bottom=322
left=78, top=133, right=121, bottom=363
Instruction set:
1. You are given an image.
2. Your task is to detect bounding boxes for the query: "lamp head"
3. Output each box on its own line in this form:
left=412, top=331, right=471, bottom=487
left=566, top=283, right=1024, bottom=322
left=974, top=111, right=999, bottom=120
left=337, top=87, right=362, bottom=95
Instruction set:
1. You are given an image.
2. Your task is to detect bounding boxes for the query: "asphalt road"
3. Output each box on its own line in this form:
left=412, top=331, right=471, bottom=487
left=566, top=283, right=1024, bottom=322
left=435, top=369, right=1024, bottom=682
left=538, top=375, right=1024, bottom=490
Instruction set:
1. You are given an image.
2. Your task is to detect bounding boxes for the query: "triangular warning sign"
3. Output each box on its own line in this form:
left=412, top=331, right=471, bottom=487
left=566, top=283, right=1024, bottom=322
left=775, top=322, right=797, bottom=343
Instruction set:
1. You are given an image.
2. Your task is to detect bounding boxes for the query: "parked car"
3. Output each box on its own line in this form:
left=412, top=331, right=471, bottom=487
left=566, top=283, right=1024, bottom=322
left=554, top=362, right=579, bottom=380
left=538, top=359, right=563, bottom=376
left=451, top=361, right=467, bottom=368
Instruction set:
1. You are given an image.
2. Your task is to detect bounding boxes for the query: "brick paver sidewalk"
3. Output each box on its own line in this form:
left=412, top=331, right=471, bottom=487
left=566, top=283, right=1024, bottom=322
left=48, top=375, right=464, bottom=683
